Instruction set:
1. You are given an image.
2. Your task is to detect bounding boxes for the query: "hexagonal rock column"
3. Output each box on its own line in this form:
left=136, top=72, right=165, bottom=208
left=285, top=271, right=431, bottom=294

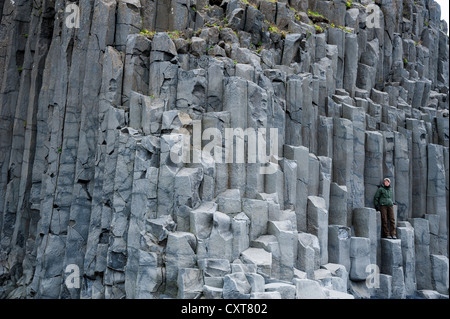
left=381, top=238, right=406, bottom=299
left=307, top=196, right=329, bottom=265
left=352, top=207, right=380, bottom=265
left=349, top=237, right=371, bottom=281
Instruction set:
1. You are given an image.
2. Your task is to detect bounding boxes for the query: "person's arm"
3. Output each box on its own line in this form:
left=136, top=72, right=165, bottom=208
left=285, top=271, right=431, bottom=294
left=389, top=188, right=395, bottom=206
left=373, top=188, right=381, bottom=210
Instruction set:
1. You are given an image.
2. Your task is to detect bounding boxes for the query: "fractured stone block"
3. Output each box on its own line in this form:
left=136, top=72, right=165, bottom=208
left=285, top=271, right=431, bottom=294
left=349, top=237, right=371, bottom=281
left=307, top=196, right=328, bottom=265
left=240, top=247, right=272, bottom=279
left=327, top=225, right=351, bottom=272
left=242, top=198, right=268, bottom=242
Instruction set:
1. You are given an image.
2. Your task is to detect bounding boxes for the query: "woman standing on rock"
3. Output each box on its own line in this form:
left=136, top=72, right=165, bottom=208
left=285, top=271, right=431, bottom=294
left=374, top=178, right=397, bottom=239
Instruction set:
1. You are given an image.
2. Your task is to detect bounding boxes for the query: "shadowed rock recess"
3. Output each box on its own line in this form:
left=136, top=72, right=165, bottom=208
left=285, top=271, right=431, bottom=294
left=0, top=0, right=448, bottom=299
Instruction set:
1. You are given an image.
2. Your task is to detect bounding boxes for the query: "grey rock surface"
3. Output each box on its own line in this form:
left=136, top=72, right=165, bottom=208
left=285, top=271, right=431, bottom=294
left=0, top=0, right=448, bottom=300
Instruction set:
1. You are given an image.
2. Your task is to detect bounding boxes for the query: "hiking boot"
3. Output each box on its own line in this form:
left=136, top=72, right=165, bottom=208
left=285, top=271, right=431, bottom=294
left=386, top=235, right=393, bottom=239
left=392, top=235, right=397, bottom=239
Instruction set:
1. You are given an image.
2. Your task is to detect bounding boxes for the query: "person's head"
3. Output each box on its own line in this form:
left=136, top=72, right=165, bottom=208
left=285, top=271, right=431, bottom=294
left=383, top=178, right=391, bottom=187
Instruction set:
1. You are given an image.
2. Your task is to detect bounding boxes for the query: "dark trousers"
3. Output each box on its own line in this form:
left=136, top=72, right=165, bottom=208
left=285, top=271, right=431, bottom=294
left=379, top=205, right=396, bottom=237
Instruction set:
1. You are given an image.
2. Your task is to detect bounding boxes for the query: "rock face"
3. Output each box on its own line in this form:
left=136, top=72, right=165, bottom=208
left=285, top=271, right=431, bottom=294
left=0, top=0, right=448, bottom=299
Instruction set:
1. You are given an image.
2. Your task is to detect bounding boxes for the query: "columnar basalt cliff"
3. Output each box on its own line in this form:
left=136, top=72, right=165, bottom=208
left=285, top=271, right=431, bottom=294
left=0, top=0, right=448, bottom=299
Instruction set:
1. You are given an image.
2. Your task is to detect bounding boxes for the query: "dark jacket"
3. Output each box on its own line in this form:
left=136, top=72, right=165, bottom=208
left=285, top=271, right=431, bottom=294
left=374, top=185, right=393, bottom=208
